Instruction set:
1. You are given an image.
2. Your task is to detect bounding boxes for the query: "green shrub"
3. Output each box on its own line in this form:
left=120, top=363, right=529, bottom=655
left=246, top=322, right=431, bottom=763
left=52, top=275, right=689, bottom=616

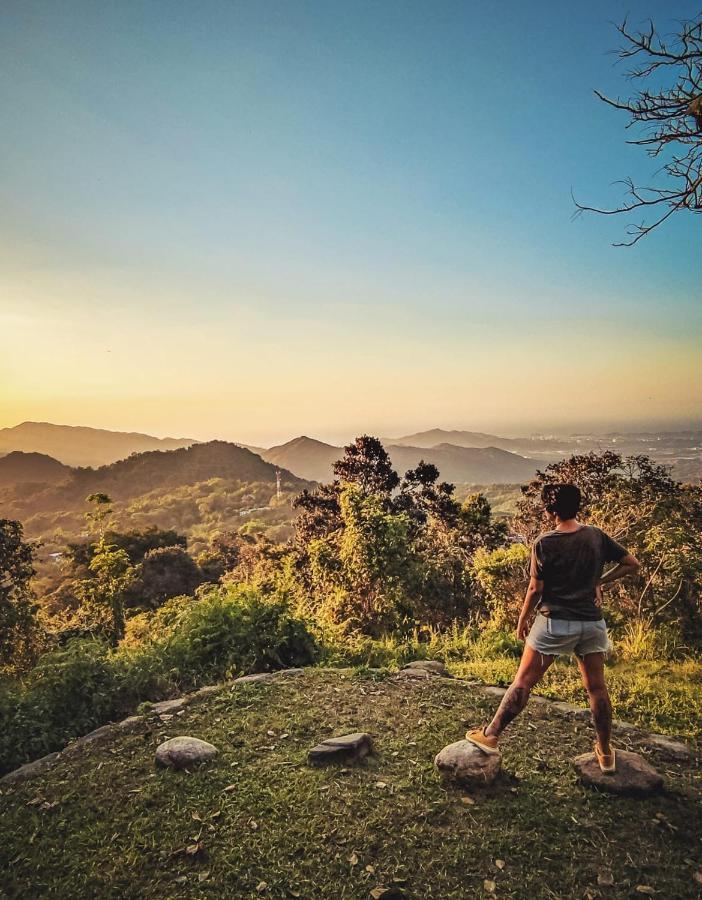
left=0, top=586, right=317, bottom=775
left=158, top=586, right=318, bottom=683
left=0, top=639, right=123, bottom=773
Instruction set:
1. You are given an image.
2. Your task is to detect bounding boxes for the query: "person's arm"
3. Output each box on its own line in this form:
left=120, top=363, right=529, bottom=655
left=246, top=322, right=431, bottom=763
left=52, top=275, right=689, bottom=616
left=517, top=576, right=543, bottom=641
left=598, top=553, right=641, bottom=589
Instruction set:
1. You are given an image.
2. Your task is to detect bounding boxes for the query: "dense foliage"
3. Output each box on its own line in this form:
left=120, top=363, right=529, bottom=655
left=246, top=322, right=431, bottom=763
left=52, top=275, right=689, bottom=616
left=1, top=438, right=701, bottom=775
left=0, top=519, right=39, bottom=672
left=0, top=585, right=317, bottom=774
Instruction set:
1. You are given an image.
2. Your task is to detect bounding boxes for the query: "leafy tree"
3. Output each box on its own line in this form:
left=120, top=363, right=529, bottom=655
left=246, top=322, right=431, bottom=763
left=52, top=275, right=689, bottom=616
left=577, top=12, right=702, bottom=244
left=292, top=483, right=342, bottom=545
left=0, top=519, right=39, bottom=672
left=85, top=492, right=113, bottom=537
left=305, top=483, right=417, bottom=635
left=333, top=435, right=400, bottom=496
left=71, top=495, right=134, bottom=643
left=68, top=526, right=186, bottom=569
left=85, top=540, right=134, bottom=644
left=125, top=545, right=202, bottom=610
left=472, top=543, right=531, bottom=630
left=289, top=437, right=508, bottom=634
left=394, top=461, right=458, bottom=531
left=514, top=451, right=702, bottom=640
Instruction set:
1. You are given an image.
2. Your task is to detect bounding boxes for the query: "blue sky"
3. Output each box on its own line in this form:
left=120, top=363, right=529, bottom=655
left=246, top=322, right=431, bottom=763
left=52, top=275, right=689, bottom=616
left=1, top=1, right=700, bottom=444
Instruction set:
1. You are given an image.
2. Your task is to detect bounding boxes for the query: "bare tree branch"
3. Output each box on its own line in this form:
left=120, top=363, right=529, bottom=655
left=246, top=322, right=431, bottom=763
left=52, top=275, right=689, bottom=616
left=576, top=12, right=702, bottom=245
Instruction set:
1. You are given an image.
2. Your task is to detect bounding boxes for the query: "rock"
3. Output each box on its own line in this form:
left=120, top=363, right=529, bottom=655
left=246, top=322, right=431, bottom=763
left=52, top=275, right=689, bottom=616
left=62, top=723, right=120, bottom=756
left=116, top=715, right=144, bottom=731
left=370, top=888, right=407, bottom=899
left=308, top=732, right=374, bottom=765
left=192, top=685, right=222, bottom=700
left=0, top=752, right=61, bottom=786
left=434, top=740, right=501, bottom=788
left=402, top=660, right=448, bottom=676
left=612, top=719, right=638, bottom=734
left=573, top=750, right=663, bottom=796
left=644, top=734, right=696, bottom=761
left=155, top=736, right=219, bottom=770
left=149, top=697, right=189, bottom=715
left=397, top=668, right=434, bottom=680
left=233, top=673, right=276, bottom=684
left=551, top=701, right=590, bottom=720
left=480, top=686, right=507, bottom=699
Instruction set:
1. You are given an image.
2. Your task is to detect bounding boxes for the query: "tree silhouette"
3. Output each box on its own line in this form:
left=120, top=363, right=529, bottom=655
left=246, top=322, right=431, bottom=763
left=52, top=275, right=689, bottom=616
left=576, top=12, right=701, bottom=244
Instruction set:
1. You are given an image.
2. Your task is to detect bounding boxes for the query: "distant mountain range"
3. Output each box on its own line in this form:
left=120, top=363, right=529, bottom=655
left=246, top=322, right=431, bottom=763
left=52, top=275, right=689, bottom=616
left=256, top=435, right=539, bottom=483
left=0, top=422, right=196, bottom=467
left=0, top=421, right=700, bottom=487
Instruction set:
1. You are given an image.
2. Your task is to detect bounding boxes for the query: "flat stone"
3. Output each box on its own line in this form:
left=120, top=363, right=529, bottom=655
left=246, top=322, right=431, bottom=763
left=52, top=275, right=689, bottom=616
left=149, top=697, right=189, bottom=715
left=116, top=715, right=144, bottom=731
left=434, top=740, right=501, bottom=788
left=402, top=660, right=448, bottom=676
left=480, top=686, right=507, bottom=699
left=155, top=736, right=219, bottom=769
left=574, top=750, right=663, bottom=796
left=644, top=734, right=696, bottom=760
left=192, top=685, right=222, bottom=699
left=551, top=701, right=590, bottom=719
left=397, top=668, right=434, bottom=679
left=62, top=723, right=119, bottom=755
left=233, top=673, right=276, bottom=684
left=0, top=752, right=61, bottom=786
left=612, top=719, right=638, bottom=733
left=308, top=732, right=374, bottom=765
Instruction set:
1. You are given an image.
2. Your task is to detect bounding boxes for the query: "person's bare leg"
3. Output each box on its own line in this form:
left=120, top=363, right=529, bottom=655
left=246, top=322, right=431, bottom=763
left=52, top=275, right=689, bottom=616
left=577, top=652, right=612, bottom=754
left=484, top=645, right=554, bottom=738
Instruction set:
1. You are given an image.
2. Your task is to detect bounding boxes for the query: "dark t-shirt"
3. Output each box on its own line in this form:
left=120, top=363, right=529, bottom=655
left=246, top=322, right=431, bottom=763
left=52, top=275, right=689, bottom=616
left=530, top=524, right=629, bottom=621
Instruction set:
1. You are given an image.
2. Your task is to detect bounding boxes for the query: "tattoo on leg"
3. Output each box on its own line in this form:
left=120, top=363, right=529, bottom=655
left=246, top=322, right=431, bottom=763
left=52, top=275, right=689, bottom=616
left=590, top=692, right=612, bottom=750
left=486, top=685, right=528, bottom=737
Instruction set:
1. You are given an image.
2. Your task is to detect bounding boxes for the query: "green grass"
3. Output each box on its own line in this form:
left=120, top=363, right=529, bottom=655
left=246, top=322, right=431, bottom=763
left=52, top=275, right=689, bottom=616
left=450, top=656, right=702, bottom=742
left=1, top=670, right=701, bottom=899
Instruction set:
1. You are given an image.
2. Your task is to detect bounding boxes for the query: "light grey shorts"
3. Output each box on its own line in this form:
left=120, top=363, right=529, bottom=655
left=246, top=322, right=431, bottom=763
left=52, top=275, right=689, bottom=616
left=527, top=614, right=611, bottom=658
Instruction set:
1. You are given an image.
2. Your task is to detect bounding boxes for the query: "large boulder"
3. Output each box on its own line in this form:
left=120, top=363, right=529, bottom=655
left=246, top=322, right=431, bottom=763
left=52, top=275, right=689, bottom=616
left=434, top=740, right=501, bottom=788
left=574, top=750, right=663, bottom=797
left=308, top=732, right=374, bottom=765
left=155, top=736, right=219, bottom=770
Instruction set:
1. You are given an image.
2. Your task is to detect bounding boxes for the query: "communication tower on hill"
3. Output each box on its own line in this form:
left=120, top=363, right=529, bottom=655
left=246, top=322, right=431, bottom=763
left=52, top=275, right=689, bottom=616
left=276, top=469, right=281, bottom=500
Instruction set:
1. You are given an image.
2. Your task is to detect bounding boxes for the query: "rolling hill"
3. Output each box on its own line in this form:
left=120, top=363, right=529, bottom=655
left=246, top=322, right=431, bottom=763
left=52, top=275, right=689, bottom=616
left=385, top=428, right=520, bottom=450
left=260, top=436, right=342, bottom=482
left=257, top=436, right=539, bottom=484
left=0, top=422, right=197, bottom=467
left=0, top=451, right=71, bottom=486
left=0, top=442, right=310, bottom=554
left=5, top=441, right=306, bottom=511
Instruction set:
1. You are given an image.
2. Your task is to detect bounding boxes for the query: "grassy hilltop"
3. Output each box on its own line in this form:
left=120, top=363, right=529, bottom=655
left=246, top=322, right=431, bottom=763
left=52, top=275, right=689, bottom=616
left=1, top=669, right=701, bottom=900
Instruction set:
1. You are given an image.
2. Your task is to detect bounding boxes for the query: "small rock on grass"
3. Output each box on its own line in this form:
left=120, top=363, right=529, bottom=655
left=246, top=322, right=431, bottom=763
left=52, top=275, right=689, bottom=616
left=644, top=733, right=695, bottom=761
left=401, top=660, right=448, bottom=676
left=573, top=750, right=663, bottom=797
left=149, top=697, right=189, bottom=715
left=155, top=736, right=219, bottom=770
left=435, top=740, right=501, bottom=788
left=308, top=733, right=374, bottom=765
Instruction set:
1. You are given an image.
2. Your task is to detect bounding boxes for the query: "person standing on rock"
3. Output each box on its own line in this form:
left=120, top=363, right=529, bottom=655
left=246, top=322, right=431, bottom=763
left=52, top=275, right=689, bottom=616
left=466, top=483, right=640, bottom=773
